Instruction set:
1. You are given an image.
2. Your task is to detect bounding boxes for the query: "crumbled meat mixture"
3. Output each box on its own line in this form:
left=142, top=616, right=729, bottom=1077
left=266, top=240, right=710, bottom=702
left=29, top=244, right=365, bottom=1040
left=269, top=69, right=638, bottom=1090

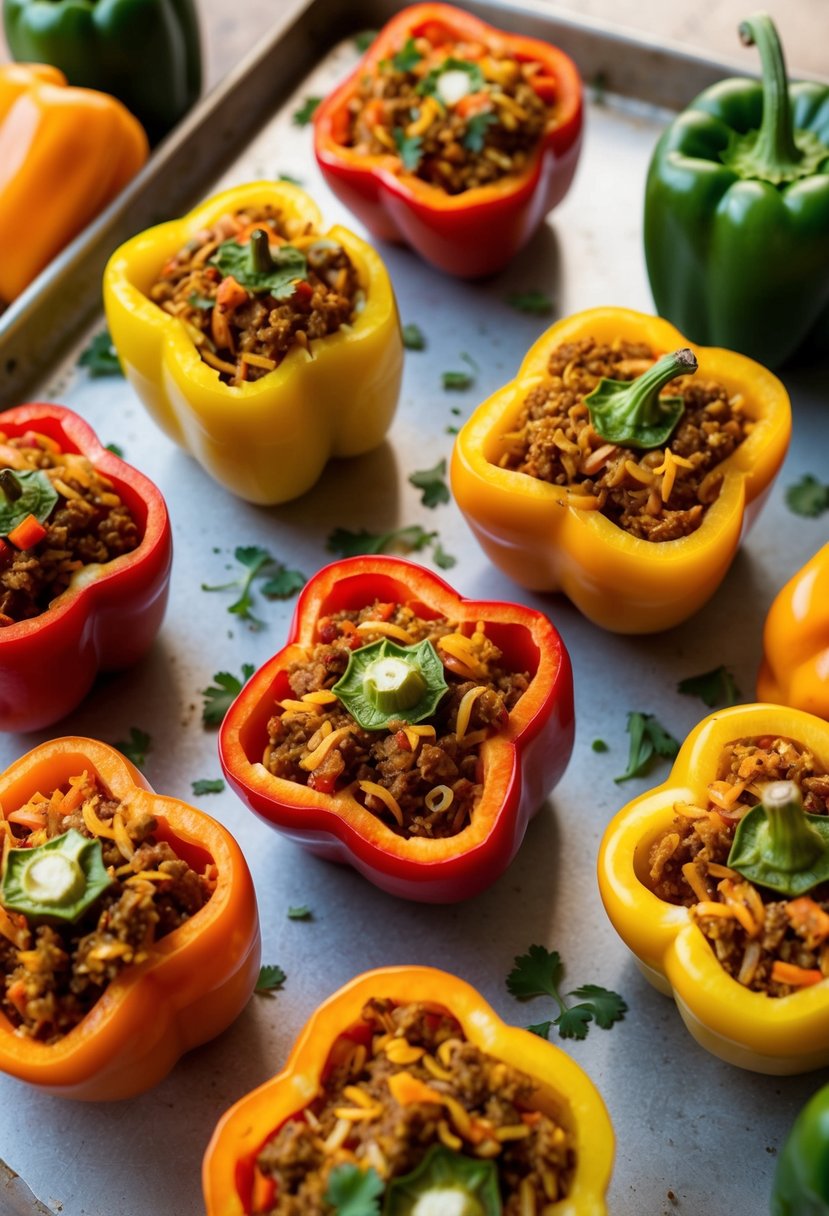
left=263, top=601, right=530, bottom=838
left=499, top=337, right=751, bottom=541
left=255, top=998, right=576, bottom=1214
left=648, top=736, right=829, bottom=995
left=0, top=771, right=215, bottom=1040
left=149, top=206, right=360, bottom=386
left=348, top=32, right=551, bottom=193
left=0, top=430, right=139, bottom=624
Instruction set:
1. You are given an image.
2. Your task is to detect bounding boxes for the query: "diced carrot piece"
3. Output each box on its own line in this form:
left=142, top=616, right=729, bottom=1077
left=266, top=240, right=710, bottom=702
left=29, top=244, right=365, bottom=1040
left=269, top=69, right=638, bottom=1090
left=771, top=961, right=824, bottom=988
left=7, top=514, right=47, bottom=550
left=387, top=1071, right=443, bottom=1106
left=785, top=897, right=829, bottom=947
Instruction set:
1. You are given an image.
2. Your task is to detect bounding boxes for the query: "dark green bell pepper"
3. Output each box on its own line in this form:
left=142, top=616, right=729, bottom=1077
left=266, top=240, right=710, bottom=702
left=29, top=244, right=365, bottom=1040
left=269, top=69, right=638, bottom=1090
left=644, top=13, right=829, bottom=369
left=3, top=0, right=201, bottom=143
left=772, top=1083, right=829, bottom=1216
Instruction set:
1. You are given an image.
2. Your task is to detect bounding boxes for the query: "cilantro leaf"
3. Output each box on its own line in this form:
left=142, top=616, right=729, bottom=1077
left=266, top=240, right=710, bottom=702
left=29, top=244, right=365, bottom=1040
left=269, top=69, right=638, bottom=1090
left=555, top=1005, right=594, bottom=1041
left=327, top=524, right=435, bottom=558
left=191, top=778, right=225, bottom=795
left=202, top=664, right=255, bottom=727
left=409, top=459, right=449, bottom=509
left=507, top=290, right=553, bottom=315
left=113, top=727, right=152, bottom=769
left=402, top=322, right=426, bottom=350
left=276, top=172, right=303, bottom=184
left=463, top=111, right=496, bottom=152
left=431, top=541, right=457, bottom=570
left=507, top=944, right=563, bottom=1001
left=293, top=96, right=321, bottom=125
left=393, top=127, right=423, bottom=172
left=202, top=546, right=305, bottom=626
left=209, top=239, right=306, bottom=299
left=785, top=474, right=829, bottom=518
left=392, top=37, right=423, bottom=72
left=569, top=983, right=628, bottom=1030
left=354, top=29, right=378, bottom=53
left=187, top=291, right=215, bottom=311
left=507, top=944, right=626, bottom=1043
left=592, top=738, right=609, bottom=753
left=442, top=352, right=477, bottom=391
left=590, top=70, right=608, bottom=106
left=260, top=566, right=306, bottom=599
left=105, top=442, right=124, bottom=458
left=78, top=330, right=123, bottom=378
left=325, top=1164, right=384, bottom=1216
left=256, top=964, right=286, bottom=994
left=527, top=1020, right=553, bottom=1039
left=287, top=905, right=312, bottom=920
left=678, top=665, right=741, bottom=708
left=614, top=711, right=679, bottom=783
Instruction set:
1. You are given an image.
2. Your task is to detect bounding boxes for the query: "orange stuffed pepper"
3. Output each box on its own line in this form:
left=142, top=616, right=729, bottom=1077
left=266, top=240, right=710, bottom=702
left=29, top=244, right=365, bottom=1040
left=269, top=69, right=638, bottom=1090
left=758, top=544, right=829, bottom=720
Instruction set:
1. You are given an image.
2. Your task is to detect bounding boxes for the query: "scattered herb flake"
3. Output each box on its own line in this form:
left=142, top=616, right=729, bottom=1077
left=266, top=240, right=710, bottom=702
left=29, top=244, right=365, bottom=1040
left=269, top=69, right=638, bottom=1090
left=260, top=566, right=306, bottom=599
left=78, top=330, right=123, bottom=378
left=276, top=172, right=303, bottom=184
left=354, top=29, right=378, bottom=53
left=187, top=291, right=215, bottom=311
left=202, top=663, right=255, bottom=727
left=293, top=96, right=321, bottom=125
left=287, top=905, right=312, bottom=920
left=256, top=964, right=286, bottom=994
left=191, top=778, right=225, bottom=795
left=113, top=727, right=152, bottom=769
left=393, top=127, right=422, bottom=172
left=506, top=290, right=553, bottom=315
left=202, top=546, right=305, bottom=627
left=327, top=524, right=435, bottom=559
left=431, top=540, right=457, bottom=570
left=402, top=322, right=426, bottom=350
left=392, top=37, right=423, bottom=72
left=325, top=1163, right=384, bottom=1216
left=104, top=443, right=124, bottom=458
left=614, top=711, right=679, bottom=783
left=507, top=944, right=627, bottom=1042
left=785, top=474, right=829, bottom=518
left=442, top=351, right=477, bottom=391
left=590, top=71, right=608, bottom=105
left=592, top=739, right=609, bottom=753
left=409, top=458, right=449, bottom=509
left=463, top=111, right=497, bottom=152
left=678, top=665, right=741, bottom=708
left=445, top=425, right=460, bottom=436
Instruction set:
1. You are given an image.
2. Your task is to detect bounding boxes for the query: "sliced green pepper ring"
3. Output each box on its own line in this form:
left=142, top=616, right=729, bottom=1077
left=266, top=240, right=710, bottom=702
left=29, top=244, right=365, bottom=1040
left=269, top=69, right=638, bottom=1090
left=383, top=1145, right=501, bottom=1216
left=1, top=829, right=114, bottom=923
left=728, top=780, right=829, bottom=896
left=332, top=637, right=449, bottom=731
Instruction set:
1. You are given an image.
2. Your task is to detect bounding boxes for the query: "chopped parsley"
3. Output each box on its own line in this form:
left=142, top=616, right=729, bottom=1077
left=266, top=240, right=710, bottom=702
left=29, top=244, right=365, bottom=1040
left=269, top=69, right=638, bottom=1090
left=276, top=172, right=303, bottom=184
left=202, top=664, right=255, bottom=727
left=104, top=442, right=124, bottom=458
left=292, top=96, right=321, bottom=125
left=431, top=540, right=457, bottom=570
left=393, top=127, right=423, bottom=172
left=78, top=330, right=123, bottom=377
left=113, top=727, right=152, bottom=769
left=507, top=944, right=627, bottom=1041
left=287, top=905, right=312, bottom=920
left=408, top=458, right=449, bottom=508
left=191, top=778, right=225, bottom=795
left=325, top=1164, right=383, bottom=1216
left=402, top=322, right=426, bottom=350
left=678, top=665, right=741, bottom=708
left=463, top=111, right=497, bottom=152
left=202, top=545, right=305, bottom=628
left=786, top=474, right=829, bottom=518
left=442, top=352, right=477, bottom=391
left=256, top=964, right=286, bottom=994
left=591, top=739, right=609, bottom=753
left=209, top=240, right=306, bottom=299
left=391, top=37, right=423, bottom=72
left=614, top=711, right=679, bottom=783
left=506, top=290, right=554, bottom=315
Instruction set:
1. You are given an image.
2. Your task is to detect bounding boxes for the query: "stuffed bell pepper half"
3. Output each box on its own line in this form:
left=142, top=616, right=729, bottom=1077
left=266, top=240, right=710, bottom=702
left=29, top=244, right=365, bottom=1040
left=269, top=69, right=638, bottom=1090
left=758, top=544, right=829, bottom=721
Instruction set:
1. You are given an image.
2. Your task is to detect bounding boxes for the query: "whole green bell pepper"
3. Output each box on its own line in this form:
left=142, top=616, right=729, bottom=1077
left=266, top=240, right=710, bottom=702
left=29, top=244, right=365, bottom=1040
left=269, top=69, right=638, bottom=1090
left=644, top=13, right=829, bottom=369
left=772, top=1084, right=829, bottom=1215
left=3, top=0, right=201, bottom=143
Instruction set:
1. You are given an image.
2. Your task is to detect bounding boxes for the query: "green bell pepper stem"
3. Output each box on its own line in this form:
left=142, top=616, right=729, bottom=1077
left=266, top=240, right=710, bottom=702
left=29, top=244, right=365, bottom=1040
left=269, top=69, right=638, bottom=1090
left=737, top=14, right=802, bottom=179
left=0, top=470, right=22, bottom=502
left=586, top=348, right=697, bottom=450
left=0, top=829, right=113, bottom=923
left=383, top=1146, right=501, bottom=1216
left=249, top=229, right=275, bottom=276
left=727, top=780, right=829, bottom=896
left=761, top=781, right=823, bottom=872
left=363, top=654, right=428, bottom=714
left=332, top=638, right=449, bottom=731
left=771, top=1082, right=829, bottom=1216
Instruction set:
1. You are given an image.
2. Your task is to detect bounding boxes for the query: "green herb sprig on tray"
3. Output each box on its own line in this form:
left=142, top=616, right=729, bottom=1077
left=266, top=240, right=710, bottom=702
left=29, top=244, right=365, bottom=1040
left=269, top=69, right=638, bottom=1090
left=202, top=545, right=305, bottom=628
left=78, top=330, right=123, bottom=378
left=202, top=664, right=255, bottom=727
left=113, top=727, right=152, bottom=769
left=256, top=964, right=286, bottom=994
left=678, top=665, right=741, bottom=708
left=409, top=459, right=450, bottom=508
left=614, top=711, right=679, bottom=783
left=327, top=524, right=456, bottom=569
left=786, top=474, right=829, bottom=518
left=507, top=944, right=627, bottom=1041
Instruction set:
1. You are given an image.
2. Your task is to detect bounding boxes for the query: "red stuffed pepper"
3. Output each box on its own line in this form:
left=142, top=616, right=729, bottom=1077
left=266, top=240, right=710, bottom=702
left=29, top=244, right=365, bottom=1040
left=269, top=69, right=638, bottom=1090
left=219, top=556, right=574, bottom=902
left=0, top=403, right=172, bottom=731
left=314, top=3, right=583, bottom=277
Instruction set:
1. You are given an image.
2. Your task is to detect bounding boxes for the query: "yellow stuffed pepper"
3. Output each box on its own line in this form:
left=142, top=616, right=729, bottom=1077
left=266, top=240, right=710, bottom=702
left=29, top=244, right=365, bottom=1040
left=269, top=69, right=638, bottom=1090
left=598, top=704, right=829, bottom=1074
left=758, top=544, right=829, bottom=720
left=103, top=182, right=403, bottom=504
left=451, top=307, right=791, bottom=634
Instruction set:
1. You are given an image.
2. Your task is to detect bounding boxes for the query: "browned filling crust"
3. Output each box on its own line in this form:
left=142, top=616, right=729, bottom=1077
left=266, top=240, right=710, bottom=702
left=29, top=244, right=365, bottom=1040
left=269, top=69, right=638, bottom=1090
left=255, top=998, right=576, bottom=1214
left=0, top=772, right=215, bottom=1040
left=348, top=37, right=551, bottom=193
left=648, top=737, right=829, bottom=995
left=498, top=337, right=751, bottom=541
left=0, top=430, right=139, bottom=625
left=148, top=206, right=361, bottom=386
left=263, top=601, right=529, bottom=838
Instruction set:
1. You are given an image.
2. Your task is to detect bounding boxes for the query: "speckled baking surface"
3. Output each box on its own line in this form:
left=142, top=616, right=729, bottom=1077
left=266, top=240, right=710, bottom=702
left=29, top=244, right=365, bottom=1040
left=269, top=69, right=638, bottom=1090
left=0, top=6, right=827, bottom=1215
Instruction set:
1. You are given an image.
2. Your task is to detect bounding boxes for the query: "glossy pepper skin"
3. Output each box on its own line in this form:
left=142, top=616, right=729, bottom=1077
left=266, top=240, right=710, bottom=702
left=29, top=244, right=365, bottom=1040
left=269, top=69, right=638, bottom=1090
left=0, top=737, right=261, bottom=1100
left=103, top=182, right=404, bottom=505
left=644, top=14, right=829, bottom=369
left=0, top=63, right=148, bottom=306
left=219, top=556, right=574, bottom=903
left=598, top=704, right=829, bottom=1074
left=202, top=965, right=613, bottom=1216
left=3, top=0, right=200, bottom=144
left=758, top=545, right=829, bottom=721
left=0, top=403, right=172, bottom=732
left=451, top=307, right=791, bottom=635
left=772, top=1083, right=829, bottom=1215
left=313, top=3, right=583, bottom=278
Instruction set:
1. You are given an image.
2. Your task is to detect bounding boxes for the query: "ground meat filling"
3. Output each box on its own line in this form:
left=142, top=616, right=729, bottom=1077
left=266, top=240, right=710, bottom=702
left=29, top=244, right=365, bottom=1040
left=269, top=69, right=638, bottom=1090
left=263, top=601, right=529, bottom=838
left=648, top=737, right=829, bottom=996
left=499, top=337, right=751, bottom=541
left=0, top=430, right=139, bottom=625
left=256, top=998, right=575, bottom=1215
left=148, top=205, right=361, bottom=386
left=348, top=34, right=552, bottom=193
left=0, top=772, right=216, bottom=1040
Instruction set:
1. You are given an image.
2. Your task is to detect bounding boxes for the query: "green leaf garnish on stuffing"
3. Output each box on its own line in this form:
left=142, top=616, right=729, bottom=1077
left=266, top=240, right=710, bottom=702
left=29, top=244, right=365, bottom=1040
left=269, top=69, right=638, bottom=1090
left=785, top=474, right=829, bottom=518
left=0, top=830, right=114, bottom=925
left=391, top=36, right=423, bottom=73
left=507, top=944, right=627, bottom=1042
left=506, top=290, right=554, bottom=315
left=417, top=57, right=485, bottom=98
left=393, top=127, right=423, bottom=172
left=287, top=904, right=312, bottom=920
left=292, top=96, right=321, bottom=125
left=113, top=727, right=152, bottom=769
left=463, top=111, right=497, bottom=152
left=325, top=1164, right=384, bottom=1216
left=402, top=322, right=426, bottom=350
left=202, top=664, right=255, bottom=727
left=191, top=778, right=225, bottom=795
left=0, top=469, right=58, bottom=536
left=209, top=235, right=307, bottom=299
left=255, top=964, right=286, bottom=994
left=332, top=638, right=448, bottom=730
left=78, top=329, right=123, bottom=377
left=202, top=545, right=305, bottom=627
left=678, top=665, right=741, bottom=708
left=614, top=711, right=679, bottom=783
left=408, top=459, right=450, bottom=509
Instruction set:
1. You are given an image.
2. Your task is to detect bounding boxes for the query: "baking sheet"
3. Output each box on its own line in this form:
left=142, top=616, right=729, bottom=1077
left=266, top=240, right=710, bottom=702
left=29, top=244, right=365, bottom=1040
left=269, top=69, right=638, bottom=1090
left=1, top=8, right=828, bottom=1216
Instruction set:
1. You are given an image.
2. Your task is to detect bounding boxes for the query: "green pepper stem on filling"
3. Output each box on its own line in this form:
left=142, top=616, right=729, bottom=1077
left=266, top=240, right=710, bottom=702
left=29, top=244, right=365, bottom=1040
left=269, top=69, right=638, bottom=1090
left=383, top=1145, right=502, bottom=1216
left=0, top=829, right=114, bottom=923
left=727, top=779, right=829, bottom=896
left=332, top=638, right=449, bottom=731
left=585, top=348, right=697, bottom=450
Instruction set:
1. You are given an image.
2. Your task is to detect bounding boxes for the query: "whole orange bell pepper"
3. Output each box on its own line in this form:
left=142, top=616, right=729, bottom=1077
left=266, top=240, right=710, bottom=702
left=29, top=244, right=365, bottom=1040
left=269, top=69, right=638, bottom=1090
left=758, top=544, right=829, bottom=720
left=202, top=965, right=614, bottom=1215
left=0, top=737, right=260, bottom=1100
left=451, top=306, right=791, bottom=634
left=0, top=63, right=148, bottom=306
